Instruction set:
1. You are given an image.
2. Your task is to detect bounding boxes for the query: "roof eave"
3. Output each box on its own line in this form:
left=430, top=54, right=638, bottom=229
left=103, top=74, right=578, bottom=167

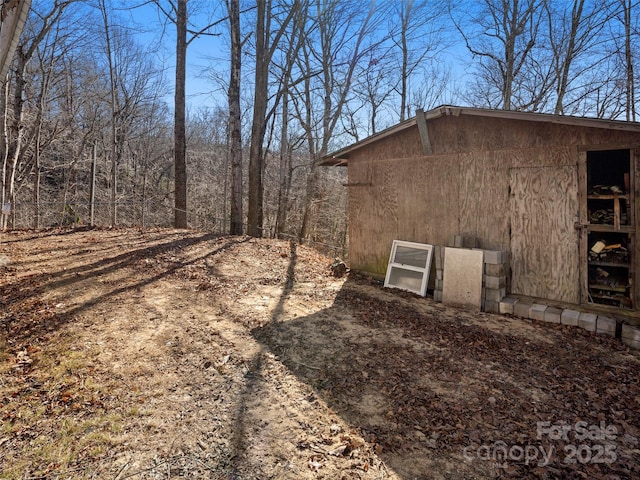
left=317, top=117, right=418, bottom=166
left=319, top=106, right=640, bottom=166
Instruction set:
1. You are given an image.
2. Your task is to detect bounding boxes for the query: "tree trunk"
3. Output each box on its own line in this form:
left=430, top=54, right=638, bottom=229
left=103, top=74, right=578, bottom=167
left=1, top=78, right=9, bottom=230
left=553, top=0, right=584, bottom=115
left=299, top=161, right=318, bottom=241
left=174, top=0, right=188, bottom=228
left=276, top=87, right=289, bottom=237
left=399, top=0, right=409, bottom=122
left=99, top=0, right=119, bottom=227
left=623, top=0, right=635, bottom=121
left=247, top=0, right=268, bottom=237
left=90, top=143, right=97, bottom=226
left=247, top=0, right=298, bottom=237
left=228, top=0, right=243, bottom=235
left=7, top=49, right=27, bottom=227
left=33, top=130, right=41, bottom=229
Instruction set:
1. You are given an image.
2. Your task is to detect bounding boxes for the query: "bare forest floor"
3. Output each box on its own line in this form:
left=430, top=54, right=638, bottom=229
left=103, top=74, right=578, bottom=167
left=1, top=228, right=639, bottom=480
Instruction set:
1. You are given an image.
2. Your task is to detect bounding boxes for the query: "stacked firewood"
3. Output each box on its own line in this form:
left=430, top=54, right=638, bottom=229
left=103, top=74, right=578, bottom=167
left=589, top=239, right=629, bottom=263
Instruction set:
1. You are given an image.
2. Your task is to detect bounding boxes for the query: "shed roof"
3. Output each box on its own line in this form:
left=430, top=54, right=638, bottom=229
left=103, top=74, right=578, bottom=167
left=319, top=105, right=640, bottom=166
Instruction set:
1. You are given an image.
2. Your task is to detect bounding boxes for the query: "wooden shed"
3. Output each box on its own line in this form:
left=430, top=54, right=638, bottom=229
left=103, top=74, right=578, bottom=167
left=320, top=106, right=640, bottom=312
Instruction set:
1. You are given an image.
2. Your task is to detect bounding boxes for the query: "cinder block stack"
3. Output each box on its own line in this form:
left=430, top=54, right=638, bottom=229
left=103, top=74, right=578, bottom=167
left=432, top=238, right=508, bottom=313
left=433, top=245, right=445, bottom=302
left=478, top=249, right=508, bottom=313
left=427, top=238, right=640, bottom=352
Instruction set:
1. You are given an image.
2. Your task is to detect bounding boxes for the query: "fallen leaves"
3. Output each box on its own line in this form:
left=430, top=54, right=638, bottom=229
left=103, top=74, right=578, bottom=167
left=1, top=229, right=639, bottom=479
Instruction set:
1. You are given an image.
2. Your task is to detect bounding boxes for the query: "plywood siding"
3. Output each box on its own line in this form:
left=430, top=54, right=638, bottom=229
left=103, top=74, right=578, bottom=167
left=635, top=149, right=640, bottom=309
left=396, top=156, right=460, bottom=244
left=349, top=159, right=399, bottom=274
left=427, top=115, right=640, bottom=154
left=509, top=166, right=580, bottom=303
left=349, top=126, right=423, bottom=161
left=459, top=151, right=510, bottom=250
left=345, top=114, right=640, bottom=303
left=349, top=155, right=460, bottom=275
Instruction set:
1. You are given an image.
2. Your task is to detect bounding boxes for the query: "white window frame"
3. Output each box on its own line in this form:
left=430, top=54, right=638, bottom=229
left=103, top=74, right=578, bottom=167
left=384, top=240, right=434, bottom=296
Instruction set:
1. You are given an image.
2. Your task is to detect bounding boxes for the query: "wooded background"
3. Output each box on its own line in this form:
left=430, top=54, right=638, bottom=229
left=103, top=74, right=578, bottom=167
left=1, top=0, right=639, bottom=255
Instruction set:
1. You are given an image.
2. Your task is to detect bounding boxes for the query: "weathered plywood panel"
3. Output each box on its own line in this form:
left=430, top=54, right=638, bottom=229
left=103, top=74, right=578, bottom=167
left=428, top=115, right=640, bottom=154
left=578, top=151, right=589, bottom=304
left=348, top=155, right=461, bottom=276
left=459, top=151, right=510, bottom=250
left=348, top=159, right=399, bottom=275
left=349, top=126, right=423, bottom=163
left=509, top=166, right=579, bottom=303
left=397, top=156, right=460, bottom=245
left=500, top=146, right=575, bottom=169
left=635, top=149, right=640, bottom=310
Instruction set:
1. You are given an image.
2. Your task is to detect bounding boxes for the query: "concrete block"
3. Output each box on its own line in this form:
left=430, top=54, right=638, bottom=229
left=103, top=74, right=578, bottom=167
left=622, top=337, right=640, bottom=349
left=436, top=269, right=443, bottom=280
left=484, top=300, right=500, bottom=314
left=530, top=304, right=548, bottom=321
left=462, top=236, right=478, bottom=249
left=621, top=325, right=640, bottom=349
left=596, top=316, right=617, bottom=336
left=578, top=312, right=597, bottom=332
left=622, top=324, right=640, bottom=341
left=499, top=297, right=518, bottom=315
left=434, top=246, right=444, bottom=269
left=453, top=235, right=464, bottom=248
left=514, top=301, right=532, bottom=319
left=478, top=249, right=506, bottom=265
left=434, top=289, right=443, bottom=302
left=485, top=263, right=506, bottom=276
left=561, top=309, right=580, bottom=326
left=442, top=247, right=484, bottom=310
left=543, top=307, right=562, bottom=324
left=435, top=278, right=443, bottom=291
left=484, top=287, right=506, bottom=302
left=484, top=275, right=506, bottom=289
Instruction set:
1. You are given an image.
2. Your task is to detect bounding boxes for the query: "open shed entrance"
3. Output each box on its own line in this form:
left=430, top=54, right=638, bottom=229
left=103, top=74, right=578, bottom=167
left=584, top=149, right=635, bottom=309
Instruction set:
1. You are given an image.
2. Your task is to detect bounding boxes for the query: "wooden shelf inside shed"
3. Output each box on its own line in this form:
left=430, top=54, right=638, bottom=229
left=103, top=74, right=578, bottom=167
left=585, top=149, right=634, bottom=309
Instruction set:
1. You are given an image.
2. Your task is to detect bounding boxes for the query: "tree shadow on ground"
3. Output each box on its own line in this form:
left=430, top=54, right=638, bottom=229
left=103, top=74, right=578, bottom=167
left=1, top=230, right=247, bottom=348
left=251, top=276, right=640, bottom=480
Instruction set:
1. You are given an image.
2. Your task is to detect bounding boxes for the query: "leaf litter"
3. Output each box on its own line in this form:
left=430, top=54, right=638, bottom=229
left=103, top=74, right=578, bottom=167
left=0, top=228, right=639, bottom=479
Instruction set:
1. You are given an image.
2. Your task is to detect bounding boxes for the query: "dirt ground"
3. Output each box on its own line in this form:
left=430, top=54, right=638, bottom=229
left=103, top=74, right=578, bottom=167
left=1, top=228, right=639, bottom=480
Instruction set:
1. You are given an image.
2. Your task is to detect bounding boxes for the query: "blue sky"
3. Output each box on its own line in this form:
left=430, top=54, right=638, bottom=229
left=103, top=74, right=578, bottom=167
left=121, top=1, right=230, bottom=111
left=118, top=1, right=475, bottom=117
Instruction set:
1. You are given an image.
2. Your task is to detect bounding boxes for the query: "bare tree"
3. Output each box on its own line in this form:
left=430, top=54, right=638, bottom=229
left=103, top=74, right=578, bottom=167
left=1, top=0, right=75, bottom=229
left=391, top=0, right=447, bottom=121
left=174, top=0, right=187, bottom=228
left=542, top=0, right=612, bottom=114
left=149, top=0, right=223, bottom=228
left=226, top=0, right=242, bottom=235
left=97, top=0, right=120, bottom=226
left=455, top=0, right=545, bottom=110
left=620, top=0, right=636, bottom=120
left=353, top=52, right=395, bottom=135
left=293, top=0, right=383, bottom=241
left=246, top=0, right=298, bottom=237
